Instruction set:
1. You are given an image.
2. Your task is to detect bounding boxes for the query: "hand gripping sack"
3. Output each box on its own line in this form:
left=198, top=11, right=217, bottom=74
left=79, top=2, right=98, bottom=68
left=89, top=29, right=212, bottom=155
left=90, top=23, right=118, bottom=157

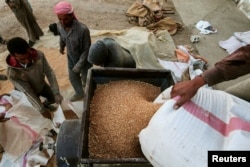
left=139, top=87, right=250, bottom=167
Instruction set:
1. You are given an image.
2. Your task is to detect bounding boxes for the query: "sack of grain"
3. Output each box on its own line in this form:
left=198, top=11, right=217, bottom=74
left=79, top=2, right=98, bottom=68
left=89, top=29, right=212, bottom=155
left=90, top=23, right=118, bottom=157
left=139, top=86, right=250, bottom=167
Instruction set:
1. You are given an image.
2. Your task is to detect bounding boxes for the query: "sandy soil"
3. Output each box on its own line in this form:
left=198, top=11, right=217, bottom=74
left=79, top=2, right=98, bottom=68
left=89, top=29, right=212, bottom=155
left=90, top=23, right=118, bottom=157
left=0, top=0, right=194, bottom=53
left=0, top=0, right=193, bottom=95
left=0, top=0, right=138, bottom=96
left=0, top=0, right=136, bottom=52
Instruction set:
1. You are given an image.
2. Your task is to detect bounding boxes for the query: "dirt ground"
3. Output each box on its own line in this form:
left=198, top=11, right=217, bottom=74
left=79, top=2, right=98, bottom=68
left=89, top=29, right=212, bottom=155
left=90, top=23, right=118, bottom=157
left=0, top=0, right=194, bottom=95
left=0, top=0, right=139, bottom=53
left=0, top=0, right=194, bottom=166
left=0, top=0, right=193, bottom=57
left=0, top=0, right=138, bottom=96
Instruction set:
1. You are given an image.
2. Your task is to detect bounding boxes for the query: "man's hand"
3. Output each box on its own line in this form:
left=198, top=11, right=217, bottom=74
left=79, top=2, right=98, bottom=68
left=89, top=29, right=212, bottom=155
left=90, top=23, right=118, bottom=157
left=0, top=113, right=9, bottom=122
left=41, top=110, right=52, bottom=120
left=54, top=94, right=63, bottom=104
left=59, top=48, right=65, bottom=55
left=72, top=66, right=80, bottom=73
left=170, top=76, right=206, bottom=109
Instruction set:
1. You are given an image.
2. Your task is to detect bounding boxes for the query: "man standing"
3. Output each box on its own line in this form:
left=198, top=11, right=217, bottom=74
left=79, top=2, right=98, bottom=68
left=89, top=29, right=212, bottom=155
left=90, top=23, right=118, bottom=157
left=54, top=1, right=92, bottom=101
left=5, top=0, right=44, bottom=46
left=6, top=37, right=63, bottom=119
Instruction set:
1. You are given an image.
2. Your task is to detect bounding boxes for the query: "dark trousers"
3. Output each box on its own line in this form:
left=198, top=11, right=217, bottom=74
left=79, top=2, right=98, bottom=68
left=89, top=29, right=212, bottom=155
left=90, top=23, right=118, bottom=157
left=68, top=56, right=92, bottom=95
left=39, top=83, right=55, bottom=104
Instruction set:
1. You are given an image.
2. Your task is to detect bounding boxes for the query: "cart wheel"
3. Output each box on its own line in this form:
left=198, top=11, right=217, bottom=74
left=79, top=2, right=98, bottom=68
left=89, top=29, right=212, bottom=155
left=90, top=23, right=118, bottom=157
left=56, top=119, right=81, bottom=167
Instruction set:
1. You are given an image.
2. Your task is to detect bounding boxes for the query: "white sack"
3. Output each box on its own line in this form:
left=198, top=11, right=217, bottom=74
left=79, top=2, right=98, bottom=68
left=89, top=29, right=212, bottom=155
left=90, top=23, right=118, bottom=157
left=0, top=90, right=55, bottom=167
left=139, top=87, right=250, bottom=167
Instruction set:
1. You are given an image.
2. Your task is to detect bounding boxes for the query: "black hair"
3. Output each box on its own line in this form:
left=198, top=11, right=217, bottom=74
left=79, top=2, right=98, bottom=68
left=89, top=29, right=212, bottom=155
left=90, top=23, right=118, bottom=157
left=7, top=37, right=29, bottom=55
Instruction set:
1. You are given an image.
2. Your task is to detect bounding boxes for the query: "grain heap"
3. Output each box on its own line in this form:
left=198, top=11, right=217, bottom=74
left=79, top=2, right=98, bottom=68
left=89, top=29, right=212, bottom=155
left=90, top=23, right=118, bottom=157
left=88, top=80, right=163, bottom=158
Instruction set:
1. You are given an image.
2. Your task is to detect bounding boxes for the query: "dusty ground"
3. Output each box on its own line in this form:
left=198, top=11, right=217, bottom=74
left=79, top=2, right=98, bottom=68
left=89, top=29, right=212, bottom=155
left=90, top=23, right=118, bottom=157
left=0, top=0, right=194, bottom=95
left=0, top=0, right=194, bottom=166
left=0, top=0, right=137, bottom=96
left=0, top=0, right=137, bottom=53
left=0, top=0, right=193, bottom=57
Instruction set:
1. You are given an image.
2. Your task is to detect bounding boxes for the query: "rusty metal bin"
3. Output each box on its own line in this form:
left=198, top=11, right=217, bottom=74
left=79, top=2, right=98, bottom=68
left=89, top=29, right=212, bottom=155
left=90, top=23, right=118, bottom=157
left=56, top=68, right=176, bottom=167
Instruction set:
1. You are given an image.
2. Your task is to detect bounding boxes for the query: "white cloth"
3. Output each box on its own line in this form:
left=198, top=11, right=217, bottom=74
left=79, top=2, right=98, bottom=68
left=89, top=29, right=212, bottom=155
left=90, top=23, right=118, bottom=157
left=219, top=31, right=250, bottom=54
left=158, top=45, right=208, bottom=82
left=195, top=20, right=217, bottom=34
left=157, top=59, right=188, bottom=81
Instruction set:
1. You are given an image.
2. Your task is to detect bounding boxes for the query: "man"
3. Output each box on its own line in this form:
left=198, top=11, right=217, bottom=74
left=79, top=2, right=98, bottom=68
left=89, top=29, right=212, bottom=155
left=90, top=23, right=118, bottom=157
left=6, top=37, right=63, bottom=119
left=171, top=44, right=250, bottom=109
left=54, top=1, right=92, bottom=101
left=88, top=38, right=136, bottom=68
left=5, top=0, right=43, bottom=46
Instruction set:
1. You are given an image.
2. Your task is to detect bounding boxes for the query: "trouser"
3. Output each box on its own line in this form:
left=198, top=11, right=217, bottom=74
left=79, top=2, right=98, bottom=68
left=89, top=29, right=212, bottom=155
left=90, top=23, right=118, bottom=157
left=0, top=143, right=3, bottom=152
left=68, top=57, right=92, bottom=95
left=225, top=78, right=250, bottom=102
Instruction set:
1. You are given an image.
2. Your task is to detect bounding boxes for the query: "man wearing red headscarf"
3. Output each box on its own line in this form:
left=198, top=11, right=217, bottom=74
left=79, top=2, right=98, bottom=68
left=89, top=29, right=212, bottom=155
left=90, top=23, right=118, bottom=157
left=54, top=1, right=92, bottom=101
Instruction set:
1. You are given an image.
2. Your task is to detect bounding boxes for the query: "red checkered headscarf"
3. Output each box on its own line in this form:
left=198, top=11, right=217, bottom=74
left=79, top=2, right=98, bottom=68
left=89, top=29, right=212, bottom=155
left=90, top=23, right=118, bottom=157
left=54, top=1, right=76, bottom=19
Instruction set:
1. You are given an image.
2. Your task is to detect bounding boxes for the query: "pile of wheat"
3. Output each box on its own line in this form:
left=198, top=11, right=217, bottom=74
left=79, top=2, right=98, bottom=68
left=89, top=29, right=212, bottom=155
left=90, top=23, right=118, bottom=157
left=88, top=80, right=162, bottom=159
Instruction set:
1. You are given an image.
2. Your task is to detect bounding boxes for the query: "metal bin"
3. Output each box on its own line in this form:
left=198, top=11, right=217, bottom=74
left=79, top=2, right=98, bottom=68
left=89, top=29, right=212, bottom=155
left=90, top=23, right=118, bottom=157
left=56, top=68, right=176, bottom=167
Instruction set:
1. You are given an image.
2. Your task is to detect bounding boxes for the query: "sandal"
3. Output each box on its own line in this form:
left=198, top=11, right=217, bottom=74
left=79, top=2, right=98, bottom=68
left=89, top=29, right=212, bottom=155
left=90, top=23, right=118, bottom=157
left=0, top=38, right=7, bottom=45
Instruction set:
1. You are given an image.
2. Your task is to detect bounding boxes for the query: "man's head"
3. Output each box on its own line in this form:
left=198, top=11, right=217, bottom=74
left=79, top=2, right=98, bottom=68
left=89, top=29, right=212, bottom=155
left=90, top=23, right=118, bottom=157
left=88, top=40, right=108, bottom=66
left=7, top=37, right=32, bottom=65
left=54, top=1, right=76, bottom=28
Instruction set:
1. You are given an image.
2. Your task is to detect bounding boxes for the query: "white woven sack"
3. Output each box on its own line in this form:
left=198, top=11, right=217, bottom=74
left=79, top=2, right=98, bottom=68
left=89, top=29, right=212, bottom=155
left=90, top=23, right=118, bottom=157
left=139, top=87, right=250, bottom=167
